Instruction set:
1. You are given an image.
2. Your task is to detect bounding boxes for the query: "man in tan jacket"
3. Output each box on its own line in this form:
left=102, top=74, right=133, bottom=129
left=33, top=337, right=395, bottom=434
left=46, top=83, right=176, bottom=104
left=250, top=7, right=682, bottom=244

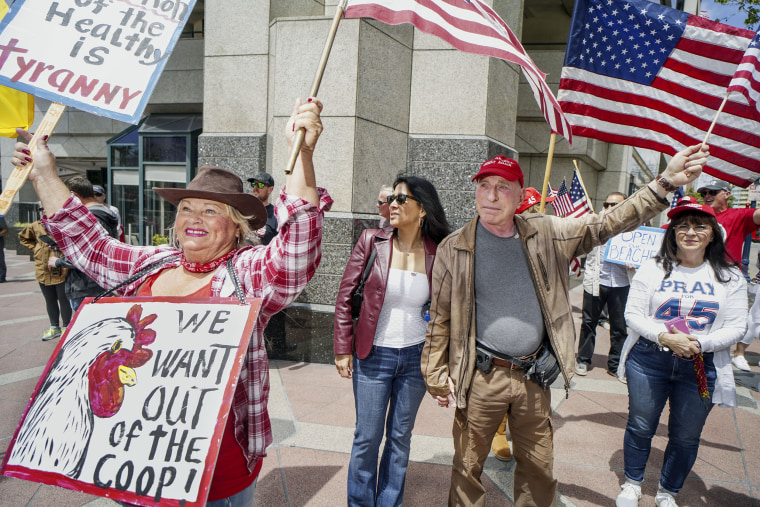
left=422, top=145, right=708, bottom=507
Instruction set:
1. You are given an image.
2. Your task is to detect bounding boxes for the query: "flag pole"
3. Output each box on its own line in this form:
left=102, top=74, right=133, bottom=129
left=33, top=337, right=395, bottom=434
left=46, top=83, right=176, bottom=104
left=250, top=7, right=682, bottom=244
left=573, top=161, right=594, bottom=213
left=539, top=133, right=556, bottom=213
left=702, top=92, right=729, bottom=146
left=285, top=0, right=348, bottom=175
left=0, top=102, right=66, bottom=216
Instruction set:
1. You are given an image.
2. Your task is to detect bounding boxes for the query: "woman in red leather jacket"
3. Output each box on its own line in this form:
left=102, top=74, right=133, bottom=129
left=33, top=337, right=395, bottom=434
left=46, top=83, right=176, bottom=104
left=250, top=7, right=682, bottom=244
left=334, top=175, right=450, bottom=506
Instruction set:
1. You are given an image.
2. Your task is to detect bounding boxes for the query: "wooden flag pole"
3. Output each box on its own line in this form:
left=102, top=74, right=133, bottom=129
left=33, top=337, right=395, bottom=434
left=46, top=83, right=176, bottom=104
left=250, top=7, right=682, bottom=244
left=285, top=0, right=348, bottom=175
left=573, top=161, right=594, bottom=213
left=539, top=133, right=556, bottom=213
left=0, top=102, right=66, bottom=216
left=703, top=92, right=729, bottom=146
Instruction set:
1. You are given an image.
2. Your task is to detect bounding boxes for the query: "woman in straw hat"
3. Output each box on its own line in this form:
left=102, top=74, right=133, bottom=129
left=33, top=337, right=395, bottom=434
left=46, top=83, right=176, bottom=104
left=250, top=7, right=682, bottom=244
left=11, top=98, right=332, bottom=505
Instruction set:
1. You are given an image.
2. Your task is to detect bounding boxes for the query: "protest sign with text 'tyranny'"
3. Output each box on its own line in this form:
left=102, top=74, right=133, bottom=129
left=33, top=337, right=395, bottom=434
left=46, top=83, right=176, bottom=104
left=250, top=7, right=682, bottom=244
left=0, top=0, right=196, bottom=123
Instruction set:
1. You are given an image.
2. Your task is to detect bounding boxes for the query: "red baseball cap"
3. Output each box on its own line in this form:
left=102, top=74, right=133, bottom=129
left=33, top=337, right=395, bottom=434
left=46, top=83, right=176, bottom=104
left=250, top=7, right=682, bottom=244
left=667, top=195, right=716, bottom=220
left=516, top=187, right=555, bottom=214
left=472, top=156, right=524, bottom=188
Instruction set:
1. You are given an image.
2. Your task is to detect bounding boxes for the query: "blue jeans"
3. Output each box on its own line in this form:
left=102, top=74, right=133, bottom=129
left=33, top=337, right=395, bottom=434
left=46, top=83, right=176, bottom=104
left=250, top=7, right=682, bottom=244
left=623, top=338, right=716, bottom=493
left=348, top=343, right=427, bottom=507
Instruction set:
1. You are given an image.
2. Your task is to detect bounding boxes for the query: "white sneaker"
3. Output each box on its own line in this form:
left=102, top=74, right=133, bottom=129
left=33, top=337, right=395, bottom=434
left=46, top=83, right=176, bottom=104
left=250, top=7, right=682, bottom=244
left=574, top=362, right=588, bottom=376
left=655, top=491, right=678, bottom=507
left=732, top=356, right=752, bottom=371
left=616, top=482, right=641, bottom=507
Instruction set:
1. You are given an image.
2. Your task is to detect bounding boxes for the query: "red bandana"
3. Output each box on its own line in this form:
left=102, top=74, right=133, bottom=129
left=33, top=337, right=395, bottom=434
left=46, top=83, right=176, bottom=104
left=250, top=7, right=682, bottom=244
left=181, top=249, right=237, bottom=273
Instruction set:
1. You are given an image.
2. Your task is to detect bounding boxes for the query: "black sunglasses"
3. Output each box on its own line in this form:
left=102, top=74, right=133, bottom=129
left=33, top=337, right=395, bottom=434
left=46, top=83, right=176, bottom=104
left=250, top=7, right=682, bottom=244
left=699, top=189, right=720, bottom=197
left=250, top=181, right=266, bottom=189
left=386, top=194, right=418, bottom=205
left=377, top=200, right=387, bottom=206
left=603, top=202, right=618, bottom=209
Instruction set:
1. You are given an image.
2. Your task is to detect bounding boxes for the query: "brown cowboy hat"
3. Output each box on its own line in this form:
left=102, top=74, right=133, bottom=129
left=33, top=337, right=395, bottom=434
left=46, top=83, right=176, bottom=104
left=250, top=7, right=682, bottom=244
left=153, top=165, right=267, bottom=229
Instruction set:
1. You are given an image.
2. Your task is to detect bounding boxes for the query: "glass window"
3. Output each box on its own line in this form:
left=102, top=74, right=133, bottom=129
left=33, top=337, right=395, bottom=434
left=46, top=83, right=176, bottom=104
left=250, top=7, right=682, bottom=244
left=112, top=170, right=139, bottom=245
left=111, top=145, right=139, bottom=167
left=144, top=166, right=187, bottom=245
left=143, top=136, right=187, bottom=163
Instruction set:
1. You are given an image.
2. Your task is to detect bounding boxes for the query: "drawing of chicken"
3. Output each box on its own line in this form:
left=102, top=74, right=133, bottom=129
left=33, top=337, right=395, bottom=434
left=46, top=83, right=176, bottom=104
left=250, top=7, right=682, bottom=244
left=8, top=304, right=157, bottom=479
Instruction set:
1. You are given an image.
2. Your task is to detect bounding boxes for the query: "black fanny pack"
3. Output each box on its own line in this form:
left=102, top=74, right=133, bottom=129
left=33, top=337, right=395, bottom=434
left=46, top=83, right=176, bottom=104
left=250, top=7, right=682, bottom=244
left=475, top=341, right=561, bottom=390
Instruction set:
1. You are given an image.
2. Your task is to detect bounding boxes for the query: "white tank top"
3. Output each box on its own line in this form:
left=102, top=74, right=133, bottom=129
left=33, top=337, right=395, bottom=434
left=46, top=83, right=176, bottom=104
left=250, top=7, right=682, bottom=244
left=373, top=268, right=430, bottom=348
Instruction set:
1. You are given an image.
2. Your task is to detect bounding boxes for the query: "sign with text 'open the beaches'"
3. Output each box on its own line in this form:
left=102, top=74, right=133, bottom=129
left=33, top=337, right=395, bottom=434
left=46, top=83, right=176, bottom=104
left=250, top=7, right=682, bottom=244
left=604, top=226, right=665, bottom=268
left=0, top=0, right=196, bottom=123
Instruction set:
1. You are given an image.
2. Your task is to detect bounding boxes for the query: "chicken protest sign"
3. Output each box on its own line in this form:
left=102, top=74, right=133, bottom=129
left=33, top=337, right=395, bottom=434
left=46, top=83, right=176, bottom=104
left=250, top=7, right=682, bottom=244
left=0, top=0, right=196, bottom=123
left=603, top=226, right=665, bottom=268
left=1, top=297, right=260, bottom=507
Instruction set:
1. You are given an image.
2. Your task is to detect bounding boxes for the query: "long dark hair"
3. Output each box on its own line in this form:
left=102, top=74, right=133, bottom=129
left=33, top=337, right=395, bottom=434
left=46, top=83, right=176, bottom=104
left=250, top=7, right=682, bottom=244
left=393, top=175, right=450, bottom=244
left=656, top=210, right=735, bottom=283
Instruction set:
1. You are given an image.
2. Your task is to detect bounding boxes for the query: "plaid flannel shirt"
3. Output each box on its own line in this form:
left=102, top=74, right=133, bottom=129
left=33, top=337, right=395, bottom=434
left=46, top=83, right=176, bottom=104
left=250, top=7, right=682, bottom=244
left=42, top=187, right=333, bottom=471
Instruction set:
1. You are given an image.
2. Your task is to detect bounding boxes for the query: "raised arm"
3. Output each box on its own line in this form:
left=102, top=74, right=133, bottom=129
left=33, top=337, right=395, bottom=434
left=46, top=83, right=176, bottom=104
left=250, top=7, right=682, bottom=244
left=11, top=130, right=70, bottom=215
left=284, top=98, right=323, bottom=206
left=647, top=144, right=709, bottom=199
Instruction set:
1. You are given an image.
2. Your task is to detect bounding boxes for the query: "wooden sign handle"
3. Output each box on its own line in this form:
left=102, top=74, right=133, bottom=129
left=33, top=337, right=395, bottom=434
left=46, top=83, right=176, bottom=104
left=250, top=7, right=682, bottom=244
left=0, top=102, right=66, bottom=216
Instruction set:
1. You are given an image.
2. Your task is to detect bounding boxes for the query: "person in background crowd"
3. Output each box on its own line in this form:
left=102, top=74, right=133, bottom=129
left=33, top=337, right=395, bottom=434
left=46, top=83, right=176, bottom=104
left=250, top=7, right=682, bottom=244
left=697, top=180, right=760, bottom=372
left=49, top=176, right=120, bottom=311
left=377, top=185, right=393, bottom=229
left=615, top=196, right=747, bottom=507
left=575, top=192, right=631, bottom=380
left=18, top=211, right=70, bottom=340
left=490, top=186, right=556, bottom=462
left=11, top=97, right=330, bottom=506
left=248, top=171, right=291, bottom=354
left=0, top=212, right=7, bottom=283
left=423, top=146, right=708, bottom=507
left=247, top=172, right=278, bottom=246
left=334, top=176, right=450, bottom=507
left=93, top=184, right=125, bottom=242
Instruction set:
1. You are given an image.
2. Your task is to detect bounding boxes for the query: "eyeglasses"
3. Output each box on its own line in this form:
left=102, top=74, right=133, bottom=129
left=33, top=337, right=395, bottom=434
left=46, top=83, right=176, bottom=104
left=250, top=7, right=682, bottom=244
left=250, top=181, right=266, bottom=189
left=603, top=202, right=618, bottom=209
left=377, top=200, right=387, bottom=207
left=674, top=224, right=711, bottom=234
left=386, top=194, right=418, bottom=205
left=699, top=189, right=720, bottom=197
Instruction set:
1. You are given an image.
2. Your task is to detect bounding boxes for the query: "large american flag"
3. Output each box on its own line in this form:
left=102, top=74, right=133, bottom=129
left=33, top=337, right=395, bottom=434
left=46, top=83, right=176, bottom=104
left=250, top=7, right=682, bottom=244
left=552, top=172, right=592, bottom=218
left=558, top=0, right=759, bottom=187
left=728, top=31, right=760, bottom=118
left=344, top=0, right=572, bottom=143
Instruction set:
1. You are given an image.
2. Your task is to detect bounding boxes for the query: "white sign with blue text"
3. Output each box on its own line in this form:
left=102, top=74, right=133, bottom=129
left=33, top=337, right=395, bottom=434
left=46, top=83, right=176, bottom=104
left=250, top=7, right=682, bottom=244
left=0, top=0, right=196, bottom=123
left=603, top=226, right=665, bottom=268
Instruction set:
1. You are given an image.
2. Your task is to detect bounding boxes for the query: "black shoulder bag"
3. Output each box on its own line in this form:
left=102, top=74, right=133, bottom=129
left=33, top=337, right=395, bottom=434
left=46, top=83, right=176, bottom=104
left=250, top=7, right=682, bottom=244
left=351, top=247, right=377, bottom=320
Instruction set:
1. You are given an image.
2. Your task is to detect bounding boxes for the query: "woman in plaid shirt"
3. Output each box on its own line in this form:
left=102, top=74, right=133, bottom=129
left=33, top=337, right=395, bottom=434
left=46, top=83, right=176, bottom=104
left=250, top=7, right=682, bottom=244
left=11, top=98, right=332, bottom=506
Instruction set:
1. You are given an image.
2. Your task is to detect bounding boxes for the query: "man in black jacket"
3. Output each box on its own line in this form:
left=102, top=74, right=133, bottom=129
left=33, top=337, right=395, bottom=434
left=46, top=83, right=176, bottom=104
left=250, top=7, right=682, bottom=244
left=50, top=176, right=119, bottom=310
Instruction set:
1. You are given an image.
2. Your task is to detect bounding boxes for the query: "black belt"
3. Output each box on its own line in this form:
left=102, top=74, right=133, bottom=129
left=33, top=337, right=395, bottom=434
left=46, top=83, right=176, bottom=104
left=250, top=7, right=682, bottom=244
left=491, top=356, right=523, bottom=370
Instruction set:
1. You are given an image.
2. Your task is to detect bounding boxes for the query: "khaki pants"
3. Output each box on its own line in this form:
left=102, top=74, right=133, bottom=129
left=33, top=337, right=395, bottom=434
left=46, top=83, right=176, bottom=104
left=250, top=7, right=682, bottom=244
left=449, top=366, right=556, bottom=507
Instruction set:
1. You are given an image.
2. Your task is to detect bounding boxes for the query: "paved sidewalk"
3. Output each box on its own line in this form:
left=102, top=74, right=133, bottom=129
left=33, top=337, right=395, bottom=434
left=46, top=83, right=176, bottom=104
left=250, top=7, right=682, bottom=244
left=1, top=250, right=759, bottom=506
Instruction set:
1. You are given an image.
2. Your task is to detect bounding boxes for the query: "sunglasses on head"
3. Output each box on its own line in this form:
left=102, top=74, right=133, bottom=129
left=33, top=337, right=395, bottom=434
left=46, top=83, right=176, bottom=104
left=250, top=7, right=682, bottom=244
left=250, top=181, right=266, bottom=189
left=603, top=202, right=618, bottom=209
left=699, top=189, right=720, bottom=197
left=386, top=194, right=418, bottom=205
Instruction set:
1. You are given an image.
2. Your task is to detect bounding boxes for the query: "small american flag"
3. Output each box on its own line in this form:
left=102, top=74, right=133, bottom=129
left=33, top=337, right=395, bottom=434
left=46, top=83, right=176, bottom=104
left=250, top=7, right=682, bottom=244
left=728, top=31, right=760, bottom=119
left=552, top=172, right=591, bottom=218
left=670, top=186, right=685, bottom=209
